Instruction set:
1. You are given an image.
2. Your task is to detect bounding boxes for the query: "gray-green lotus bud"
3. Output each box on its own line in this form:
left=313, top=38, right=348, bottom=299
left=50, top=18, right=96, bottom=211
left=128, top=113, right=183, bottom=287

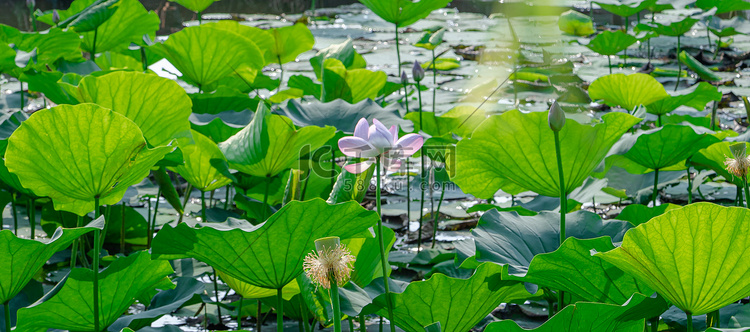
left=548, top=100, right=566, bottom=132
left=52, top=9, right=60, bottom=24
left=401, top=70, right=408, bottom=85
left=412, top=60, right=424, bottom=82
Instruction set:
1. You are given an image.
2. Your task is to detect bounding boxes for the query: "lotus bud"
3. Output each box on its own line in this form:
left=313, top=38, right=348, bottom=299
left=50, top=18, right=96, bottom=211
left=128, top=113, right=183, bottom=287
left=412, top=60, right=424, bottom=82
left=548, top=100, right=566, bottom=132
left=303, top=236, right=356, bottom=289
left=52, top=9, right=60, bottom=24
left=725, top=143, right=750, bottom=178
left=26, top=0, right=35, bottom=9
left=401, top=70, right=408, bottom=85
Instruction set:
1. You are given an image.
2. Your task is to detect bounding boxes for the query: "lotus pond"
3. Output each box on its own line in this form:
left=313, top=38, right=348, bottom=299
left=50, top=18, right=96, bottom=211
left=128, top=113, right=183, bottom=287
left=7, top=0, right=750, bottom=331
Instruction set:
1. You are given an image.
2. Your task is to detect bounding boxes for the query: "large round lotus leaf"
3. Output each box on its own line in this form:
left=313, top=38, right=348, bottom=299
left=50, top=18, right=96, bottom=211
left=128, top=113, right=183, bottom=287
left=74, top=71, right=193, bottom=147
left=0, top=218, right=103, bottom=304
left=171, top=130, right=232, bottom=192
left=358, top=0, right=452, bottom=27
left=371, top=263, right=531, bottom=332
left=485, top=293, right=667, bottom=332
left=588, top=73, right=669, bottom=111
left=151, top=198, right=378, bottom=289
left=156, top=24, right=264, bottom=89
left=267, top=23, right=315, bottom=65
left=558, top=10, right=595, bottom=36
left=16, top=251, right=174, bottom=332
left=201, top=21, right=274, bottom=65
left=169, top=0, right=217, bottom=12
left=598, top=203, right=750, bottom=315
left=452, top=110, right=640, bottom=198
left=586, top=30, right=637, bottom=56
left=5, top=104, right=172, bottom=215
left=645, top=82, right=721, bottom=115
left=219, top=103, right=335, bottom=178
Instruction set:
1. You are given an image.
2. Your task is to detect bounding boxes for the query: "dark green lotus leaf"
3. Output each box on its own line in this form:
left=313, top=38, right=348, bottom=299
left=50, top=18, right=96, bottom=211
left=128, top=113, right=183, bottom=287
left=154, top=24, right=263, bottom=89
left=169, top=0, right=217, bottom=12
left=278, top=98, right=412, bottom=134
left=190, top=109, right=252, bottom=144
left=644, top=16, right=700, bottom=37
left=370, top=263, right=532, bottom=332
left=405, top=105, right=486, bottom=138
left=16, top=251, right=174, bottom=332
left=610, top=124, right=721, bottom=171
left=5, top=104, right=172, bottom=215
left=151, top=198, right=378, bottom=289
left=594, top=0, right=656, bottom=18
left=586, top=30, right=637, bottom=56
left=171, top=130, right=232, bottom=192
left=0, top=26, right=82, bottom=69
left=558, top=10, right=594, bottom=36
left=697, top=0, right=750, bottom=14
left=0, top=217, right=103, bottom=303
left=588, top=73, right=669, bottom=111
left=219, top=103, right=335, bottom=178
left=267, top=23, right=315, bottom=65
left=452, top=110, right=640, bottom=198
left=485, top=293, right=668, bottom=332
left=616, top=203, right=681, bottom=226
left=503, top=236, right=653, bottom=305
left=73, top=71, right=193, bottom=147
left=692, top=141, right=747, bottom=187
left=708, top=16, right=750, bottom=37
left=358, top=0, right=452, bottom=27
left=645, top=82, right=721, bottom=115
left=322, top=58, right=387, bottom=103
left=67, top=0, right=118, bottom=33
left=189, top=87, right=259, bottom=115
left=472, top=209, right=632, bottom=275
left=679, top=51, right=721, bottom=81
left=109, top=277, right=204, bottom=331
left=599, top=203, right=750, bottom=315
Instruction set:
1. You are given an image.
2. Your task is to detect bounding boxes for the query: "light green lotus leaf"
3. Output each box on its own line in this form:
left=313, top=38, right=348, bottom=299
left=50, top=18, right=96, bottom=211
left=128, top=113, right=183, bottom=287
left=171, top=130, right=232, bottom=192
left=558, top=10, right=595, bottom=36
left=586, top=30, right=637, bottom=55
left=358, top=0, right=452, bottom=27
left=169, top=0, right=218, bottom=12
left=588, top=73, right=669, bottom=111
left=645, top=82, right=721, bottom=115
left=267, top=23, right=315, bottom=65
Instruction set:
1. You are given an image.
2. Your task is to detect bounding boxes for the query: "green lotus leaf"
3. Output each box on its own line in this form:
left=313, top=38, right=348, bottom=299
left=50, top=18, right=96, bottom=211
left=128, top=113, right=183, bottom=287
left=171, top=130, right=232, bottom=192
left=16, top=251, right=174, bottom=332
left=647, top=17, right=700, bottom=37
left=267, top=23, right=315, bottom=65
left=169, top=0, right=218, bottom=12
left=201, top=21, right=273, bottom=65
left=0, top=26, right=83, bottom=69
left=322, top=58, right=387, bottom=103
left=423, top=58, right=459, bottom=71
left=697, top=0, right=750, bottom=14
left=371, top=263, right=532, bottom=332
left=310, top=38, right=367, bottom=80
left=504, top=236, right=653, bottom=305
left=452, top=110, right=639, bottom=198
left=189, top=86, right=259, bottom=115
left=485, top=293, right=668, bottom=332
left=645, top=82, right=722, bottom=115
left=616, top=203, right=681, bottom=226
left=414, top=27, right=446, bottom=49
left=67, top=0, right=118, bottom=33
left=151, top=198, right=378, bottom=289
left=219, top=103, right=335, bottom=178
left=588, top=73, right=669, bottom=111
left=5, top=104, right=172, bottom=215
left=598, top=202, right=750, bottom=315
left=611, top=124, right=721, bottom=171
left=72, top=71, right=193, bottom=147
left=471, top=209, right=632, bottom=275
left=708, top=16, right=750, bottom=37
left=217, top=270, right=299, bottom=300
left=345, top=226, right=396, bottom=287
left=586, top=30, right=637, bottom=56
left=190, top=109, right=252, bottom=143
left=594, top=0, right=656, bottom=18
left=109, top=277, right=204, bottom=331
left=358, top=0, right=452, bottom=27
left=278, top=98, right=413, bottom=134
left=405, top=105, right=486, bottom=138
left=679, top=51, right=721, bottom=81
left=558, top=10, right=595, bottom=36
left=94, top=51, right=143, bottom=71
left=0, top=217, right=103, bottom=303
left=154, top=24, right=264, bottom=89
left=692, top=141, right=748, bottom=187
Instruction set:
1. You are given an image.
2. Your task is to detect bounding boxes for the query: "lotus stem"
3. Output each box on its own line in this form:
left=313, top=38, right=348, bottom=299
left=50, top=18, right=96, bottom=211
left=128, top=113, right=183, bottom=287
left=237, top=298, right=243, bottom=328
left=432, top=48, right=437, bottom=113
left=715, top=36, right=721, bottom=60
left=743, top=175, right=750, bottom=210
left=276, top=288, right=284, bottom=332
left=406, top=159, right=411, bottom=225
left=380, top=317, right=384, bottom=332
left=198, top=11, right=202, bottom=25
left=92, top=27, right=98, bottom=60
left=330, top=274, right=342, bottom=332
left=349, top=317, right=355, bottom=332
left=401, top=81, right=410, bottom=114
left=417, top=81, right=425, bottom=253
left=394, top=24, right=402, bottom=77
left=652, top=168, right=660, bottom=206
left=146, top=195, right=152, bottom=245
left=224, top=185, right=230, bottom=210
left=257, top=299, right=263, bottom=332
left=687, top=165, right=693, bottom=204
left=211, top=268, right=223, bottom=321
left=650, top=317, right=658, bottom=332
left=686, top=312, right=693, bottom=332
left=93, top=195, right=101, bottom=332
left=4, top=300, right=10, bottom=332
left=359, top=315, right=367, bottom=332
left=11, top=193, right=17, bottom=236
left=431, top=180, right=446, bottom=248
left=201, top=190, right=207, bottom=222
left=27, top=198, right=34, bottom=239
left=140, top=46, right=148, bottom=72
left=331, top=145, right=336, bottom=190
left=675, top=35, right=681, bottom=92
left=711, top=100, right=718, bottom=131
left=375, top=157, right=396, bottom=332
left=707, top=18, right=712, bottom=49
left=19, top=81, right=24, bottom=111
left=178, top=183, right=192, bottom=224
left=608, top=56, right=612, bottom=74
left=553, top=130, right=566, bottom=310
left=277, top=55, right=284, bottom=93
left=150, top=189, right=161, bottom=248
left=657, top=114, right=662, bottom=127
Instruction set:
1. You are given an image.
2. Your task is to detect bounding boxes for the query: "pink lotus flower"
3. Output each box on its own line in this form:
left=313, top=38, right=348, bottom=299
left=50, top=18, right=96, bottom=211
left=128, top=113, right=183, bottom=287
left=338, top=118, right=423, bottom=174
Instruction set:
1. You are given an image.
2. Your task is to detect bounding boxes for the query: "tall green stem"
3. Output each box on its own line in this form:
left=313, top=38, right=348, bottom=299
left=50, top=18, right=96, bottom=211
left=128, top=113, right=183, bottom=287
left=237, top=298, right=243, bottom=328
left=431, top=181, right=446, bottom=248
left=394, top=24, right=402, bottom=76
left=93, top=195, right=101, bottom=332
left=553, top=131, right=566, bottom=310
left=650, top=317, right=659, bottom=332
left=257, top=299, right=263, bottom=332
left=416, top=81, right=425, bottom=252
left=359, top=315, right=367, bottom=332
left=675, top=35, right=681, bottom=92
left=19, top=81, right=24, bottom=111
left=710, top=101, right=718, bottom=131
left=652, top=168, right=660, bottom=206
left=277, top=56, right=284, bottom=93
left=11, top=193, right=17, bottom=236
left=201, top=190, right=207, bottom=222
left=224, top=185, right=230, bottom=210
left=375, top=158, right=395, bottom=332
left=349, top=318, right=355, bottom=332
left=198, top=11, right=202, bottom=25
left=432, top=49, right=437, bottom=113
left=92, top=27, right=98, bottom=59
left=28, top=198, right=34, bottom=239
left=608, top=56, right=612, bottom=74
left=687, top=165, right=693, bottom=204
left=743, top=175, right=750, bottom=209
left=212, top=268, right=222, bottom=320
left=687, top=312, right=693, bottom=332
left=406, top=159, right=410, bottom=224
left=330, top=275, right=342, bottom=332
left=71, top=215, right=83, bottom=268
left=276, top=288, right=284, bottom=332
left=4, top=300, right=10, bottom=332
left=179, top=184, right=192, bottom=224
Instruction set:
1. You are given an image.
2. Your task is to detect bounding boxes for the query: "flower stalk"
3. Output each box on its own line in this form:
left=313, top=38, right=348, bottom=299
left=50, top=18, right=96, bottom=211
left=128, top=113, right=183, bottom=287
left=549, top=101, right=567, bottom=311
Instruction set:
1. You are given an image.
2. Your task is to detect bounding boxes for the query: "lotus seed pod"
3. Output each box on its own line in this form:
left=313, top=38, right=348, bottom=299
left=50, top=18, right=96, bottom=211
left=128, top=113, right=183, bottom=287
left=548, top=100, right=566, bottom=132
left=412, top=60, right=424, bottom=82
left=730, top=142, right=747, bottom=159
left=315, top=236, right=341, bottom=253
